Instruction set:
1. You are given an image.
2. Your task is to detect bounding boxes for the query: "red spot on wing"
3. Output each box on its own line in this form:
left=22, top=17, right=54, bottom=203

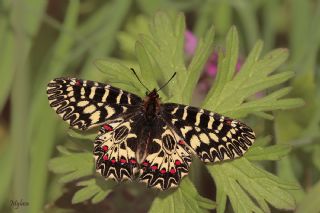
left=120, top=159, right=126, bottom=164
left=102, top=145, right=108, bottom=151
left=178, top=140, right=185, bottom=145
left=170, top=169, right=176, bottom=174
left=142, top=161, right=149, bottom=167
left=103, top=124, right=113, bottom=131
left=75, top=80, right=81, bottom=86
left=175, top=160, right=181, bottom=166
left=130, top=159, right=137, bottom=164
left=160, top=169, right=166, bottom=174
left=151, top=165, right=158, bottom=171
left=111, top=159, right=116, bottom=164
left=103, top=155, right=108, bottom=161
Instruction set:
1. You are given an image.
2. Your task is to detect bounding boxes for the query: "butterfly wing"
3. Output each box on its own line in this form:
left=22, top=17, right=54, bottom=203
left=138, top=118, right=192, bottom=190
left=47, top=78, right=142, bottom=130
left=162, top=103, right=255, bottom=163
left=47, top=77, right=256, bottom=190
left=93, top=114, right=143, bottom=182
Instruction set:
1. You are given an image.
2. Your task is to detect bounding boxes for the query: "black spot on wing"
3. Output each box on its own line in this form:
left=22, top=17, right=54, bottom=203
left=199, top=112, right=209, bottom=128
left=163, top=134, right=175, bottom=151
left=148, top=141, right=161, bottom=154
left=185, top=108, right=197, bottom=124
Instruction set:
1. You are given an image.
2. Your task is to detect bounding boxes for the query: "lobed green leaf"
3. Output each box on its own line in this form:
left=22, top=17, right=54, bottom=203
left=209, top=158, right=297, bottom=213
left=149, top=178, right=215, bottom=213
left=48, top=152, right=93, bottom=183
left=246, top=144, right=292, bottom=161
left=72, top=178, right=114, bottom=204
left=183, top=26, right=215, bottom=104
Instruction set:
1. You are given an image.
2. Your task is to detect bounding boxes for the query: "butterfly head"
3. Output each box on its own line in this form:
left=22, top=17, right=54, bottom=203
left=144, top=89, right=160, bottom=108
left=146, top=89, right=159, bottom=99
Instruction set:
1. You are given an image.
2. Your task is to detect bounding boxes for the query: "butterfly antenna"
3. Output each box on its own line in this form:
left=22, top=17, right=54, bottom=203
left=157, top=72, right=177, bottom=92
left=130, top=68, right=150, bottom=92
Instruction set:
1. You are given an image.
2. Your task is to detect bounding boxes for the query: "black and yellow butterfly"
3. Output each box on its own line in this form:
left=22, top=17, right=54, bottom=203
left=47, top=76, right=255, bottom=190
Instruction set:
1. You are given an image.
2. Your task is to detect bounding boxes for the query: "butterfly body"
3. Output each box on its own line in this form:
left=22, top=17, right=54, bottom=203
left=47, top=77, right=255, bottom=190
left=143, top=89, right=161, bottom=122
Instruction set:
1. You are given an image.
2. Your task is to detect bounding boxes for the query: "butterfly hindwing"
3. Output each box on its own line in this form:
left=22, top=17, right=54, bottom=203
left=139, top=119, right=192, bottom=190
left=47, top=78, right=142, bottom=130
left=93, top=115, right=143, bottom=182
left=162, top=103, right=255, bottom=163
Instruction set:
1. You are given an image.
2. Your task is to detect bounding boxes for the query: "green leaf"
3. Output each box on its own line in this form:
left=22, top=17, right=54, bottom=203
left=149, top=177, right=215, bottom=213
left=296, top=180, right=320, bottom=213
left=246, top=144, right=292, bottom=161
left=0, top=136, right=14, bottom=209
left=72, top=178, right=114, bottom=204
left=0, top=23, right=14, bottom=112
left=233, top=1, right=259, bottom=48
left=135, top=40, right=159, bottom=90
left=203, top=38, right=303, bottom=118
left=27, top=2, right=80, bottom=212
left=94, top=58, right=143, bottom=95
left=67, top=129, right=97, bottom=142
left=205, top=26, right=238, bottom=104
left=183, top=25, right=215, bottom=103
left=78, top=0, right=132, bottom=79
left=7, top=0, right=48, bottom=212
left=137, top=12, right=187, bottom=102
left=48, top=152, right=93, bottom=183
left=117, top=15, right=150, bottom=56
left=245, top=136, right=292, bottom=161
left=312, top=145, right=320, bottom=171
left=208, top=158, right=297, bottom=213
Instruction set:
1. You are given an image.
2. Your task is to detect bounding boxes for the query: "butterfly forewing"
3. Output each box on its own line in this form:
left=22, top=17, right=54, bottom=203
left=162, top=103, right=255, bottom=163
left=47, top=78, right=142, bottom=130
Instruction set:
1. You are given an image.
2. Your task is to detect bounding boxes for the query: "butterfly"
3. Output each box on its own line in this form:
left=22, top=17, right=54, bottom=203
left=47, top=75, right=255, bottom=190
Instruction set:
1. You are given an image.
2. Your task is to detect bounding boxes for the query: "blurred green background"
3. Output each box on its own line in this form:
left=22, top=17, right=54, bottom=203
left=0, top=0, right=320, bottom=212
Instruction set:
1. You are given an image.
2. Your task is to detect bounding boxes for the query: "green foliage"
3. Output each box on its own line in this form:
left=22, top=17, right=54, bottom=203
left=47, top=11, right=302, bottom=212
left=203, top=33, right=303, bottom=118
left=274, top=0, right=320, bottom=206
left=149, top=178, right=216, bottom=213
left=0, top=1, right=132, bottom=212
left=210, top=158, right=296, bottom=213
left=72, top=178, right=114, bottom=204
left=296, top=180, right=320, bottom=213
left=2, top=1, right=320, bottom=212
left=182, top=26, right=215, bottom=104
left=49, top=149, right=93, bottom=184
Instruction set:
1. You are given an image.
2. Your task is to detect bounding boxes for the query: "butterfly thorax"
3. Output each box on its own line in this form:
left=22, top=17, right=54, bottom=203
left=135, top=89, right=161, bottom=163
left=143, top=89, right=160, bottom=122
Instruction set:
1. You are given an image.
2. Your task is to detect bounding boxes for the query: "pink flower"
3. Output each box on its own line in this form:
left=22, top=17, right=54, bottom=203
left=184, top=30, right=242, bottom=78
left=205, top=53, right=218, bottom=77
left=184, top=31, right=198, bottom=57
